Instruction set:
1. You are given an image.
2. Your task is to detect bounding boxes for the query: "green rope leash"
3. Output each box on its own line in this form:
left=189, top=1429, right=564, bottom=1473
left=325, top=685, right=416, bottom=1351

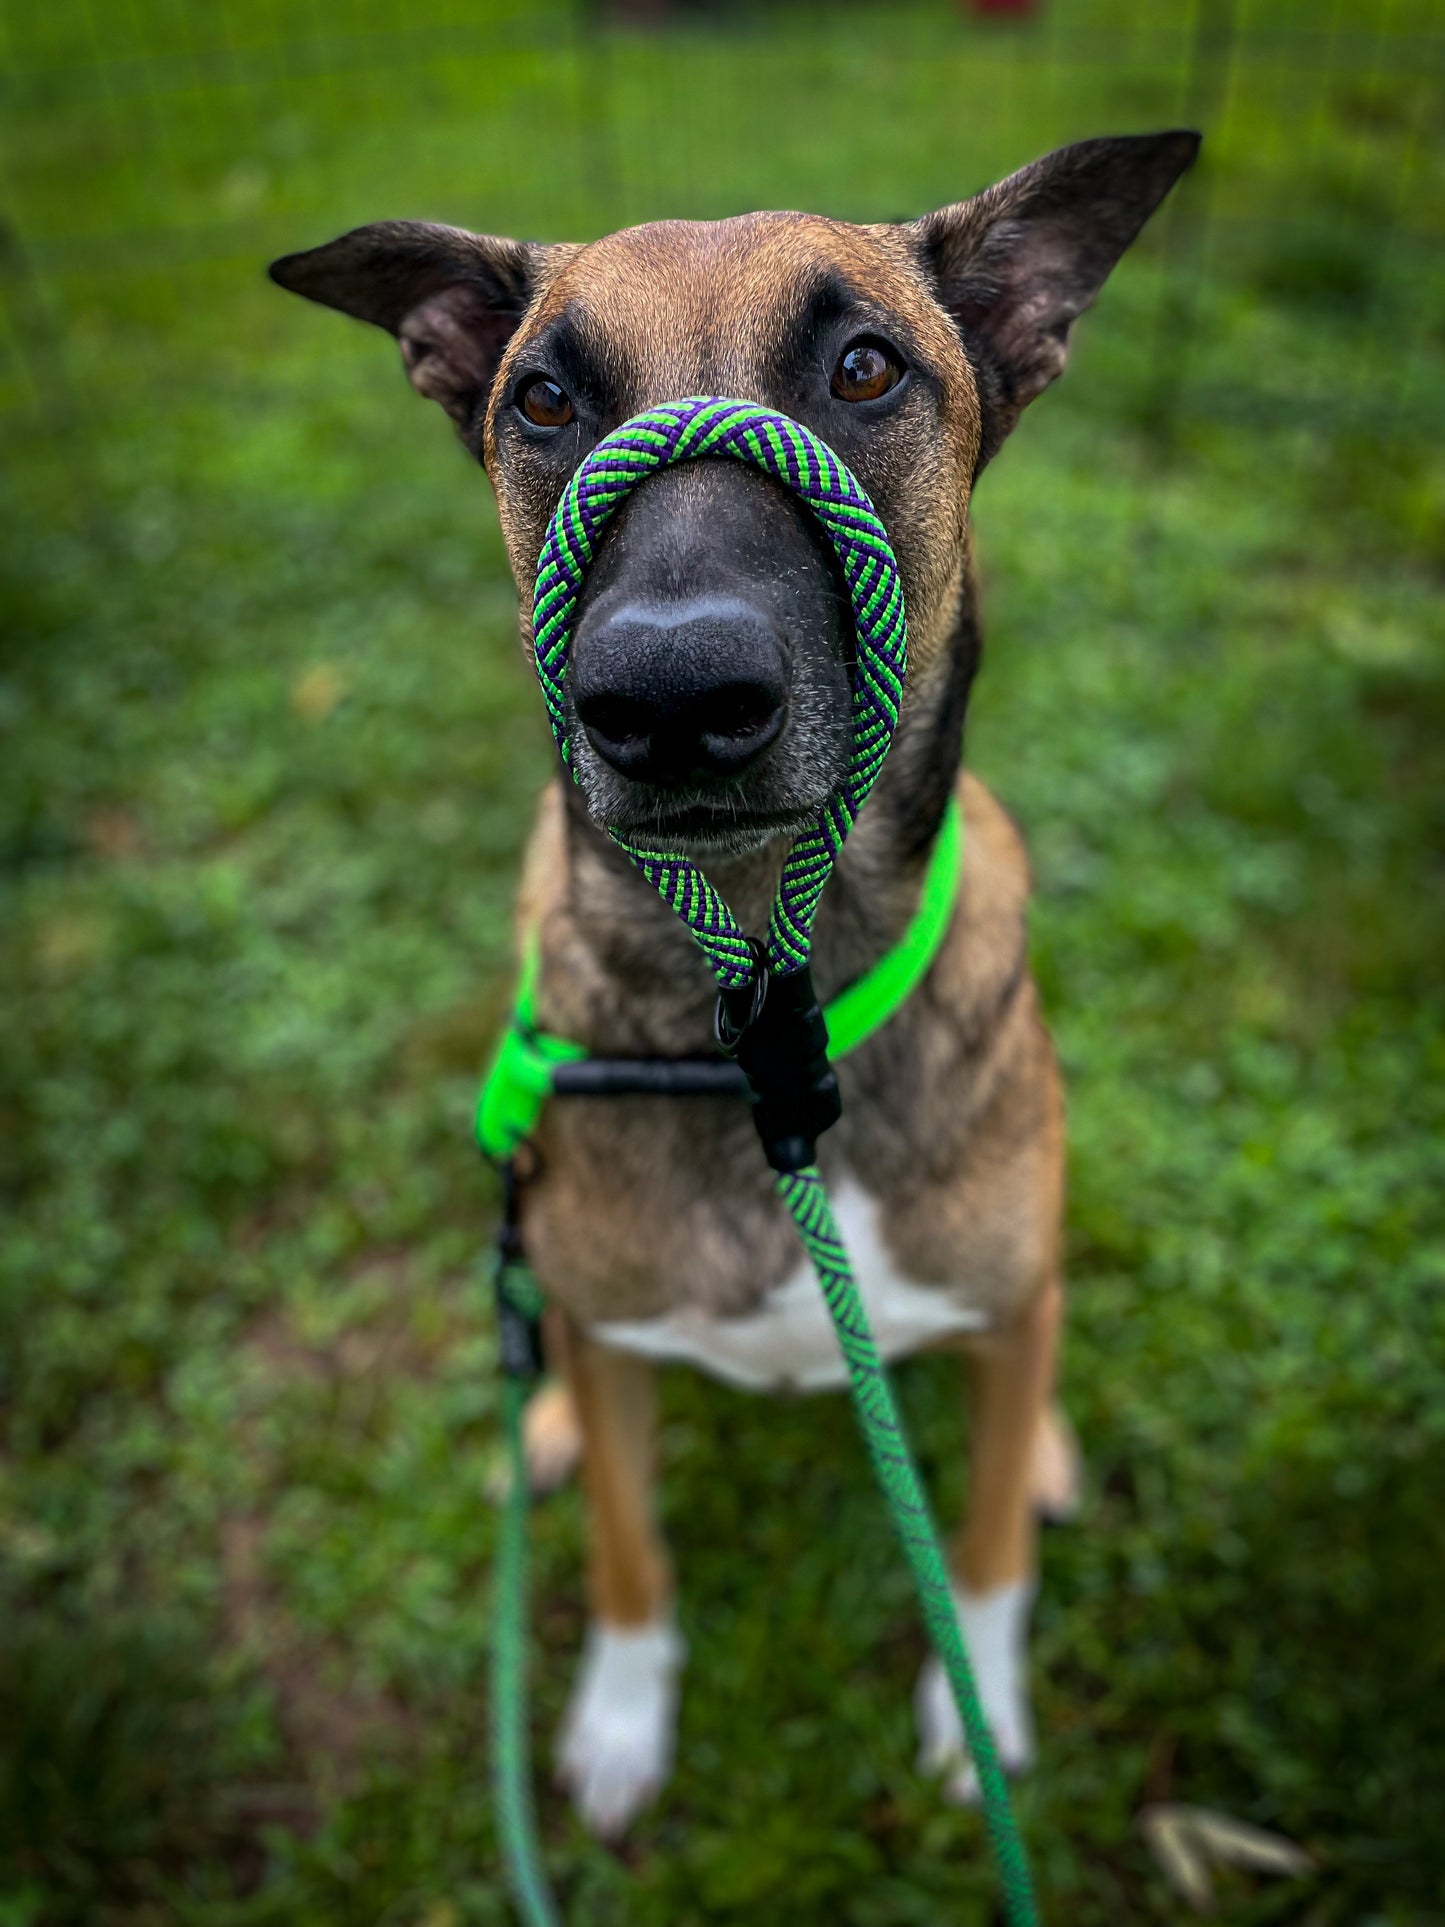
left=779, top=1166, right=1037, bottom=1915
left=493, top=1380, right=559, bottom=1927
left=491, top=1189, right=559, bottom=1927
left=494, top=396, right=1039, bottom=1926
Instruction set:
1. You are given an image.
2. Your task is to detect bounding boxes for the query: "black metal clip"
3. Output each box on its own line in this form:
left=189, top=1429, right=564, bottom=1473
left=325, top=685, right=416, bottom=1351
left=714, top=957, right=842, bottom=1174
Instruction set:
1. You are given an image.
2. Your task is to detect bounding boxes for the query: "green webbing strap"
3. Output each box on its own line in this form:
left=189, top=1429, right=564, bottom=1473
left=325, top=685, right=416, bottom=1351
left=823, top=791, right=962, bottom=1057
left=475, top=792, right=964, bottom=1164
left=490, top=398, right=1039, bottom=1927
left=476, top=938, right=588, bottom=1166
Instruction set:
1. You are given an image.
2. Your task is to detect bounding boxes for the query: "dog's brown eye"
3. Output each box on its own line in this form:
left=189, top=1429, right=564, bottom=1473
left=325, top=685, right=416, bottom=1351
left=517, top=376, right=574, bottom=428
left=832, top=339, right=902, bottom=404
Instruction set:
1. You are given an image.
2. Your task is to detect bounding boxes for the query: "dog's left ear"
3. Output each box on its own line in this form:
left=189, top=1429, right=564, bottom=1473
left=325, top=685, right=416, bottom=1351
left=269, top=221, right=551, bottom=456
left=908, top=131, right=1200, bottom=465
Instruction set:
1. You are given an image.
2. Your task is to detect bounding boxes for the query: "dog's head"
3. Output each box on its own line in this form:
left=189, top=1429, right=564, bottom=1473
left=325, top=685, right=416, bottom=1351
left=272, top=133, right=1197, bottom=856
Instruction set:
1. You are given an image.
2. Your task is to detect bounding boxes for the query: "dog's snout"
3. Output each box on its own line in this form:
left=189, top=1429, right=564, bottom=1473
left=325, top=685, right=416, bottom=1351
left=559, top=461, right=849, bottom=851
left=573, top=596, right=789, bottom=785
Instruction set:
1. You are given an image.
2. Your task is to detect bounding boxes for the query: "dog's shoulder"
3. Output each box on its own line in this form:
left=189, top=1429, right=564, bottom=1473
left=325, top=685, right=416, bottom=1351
left=958, top=767, right=1031, bottom=916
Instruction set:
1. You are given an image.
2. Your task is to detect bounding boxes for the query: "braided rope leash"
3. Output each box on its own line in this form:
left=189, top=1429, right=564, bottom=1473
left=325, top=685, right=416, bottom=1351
left=491, top=1254, right=560, bottom=1927
left=497, top=396, right=1039, bottom=1927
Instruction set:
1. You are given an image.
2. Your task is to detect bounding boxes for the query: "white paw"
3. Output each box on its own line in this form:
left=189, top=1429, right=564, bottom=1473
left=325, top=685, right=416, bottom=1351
left=915, top=1580, right=1035, bottom=1806
left=556, top=1617, right=685, bottom=1839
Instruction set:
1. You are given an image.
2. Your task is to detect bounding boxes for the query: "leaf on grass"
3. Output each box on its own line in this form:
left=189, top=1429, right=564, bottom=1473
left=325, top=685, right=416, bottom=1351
left=292, top=662, right=347, bottom=722
left=1140, top=1803, right=1314, bottom=1913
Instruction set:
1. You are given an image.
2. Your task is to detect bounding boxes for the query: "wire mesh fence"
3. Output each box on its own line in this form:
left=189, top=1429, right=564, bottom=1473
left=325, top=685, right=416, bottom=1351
left=3, top=0, right=1442, bottom=481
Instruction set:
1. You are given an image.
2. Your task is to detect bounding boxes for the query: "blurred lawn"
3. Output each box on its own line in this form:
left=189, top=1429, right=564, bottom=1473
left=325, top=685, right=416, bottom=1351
left=3, top=2, right=1445, bottom=1922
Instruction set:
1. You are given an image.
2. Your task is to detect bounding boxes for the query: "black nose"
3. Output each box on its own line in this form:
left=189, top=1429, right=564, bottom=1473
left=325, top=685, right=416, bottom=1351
left=572, top=596, right=789, bottom=785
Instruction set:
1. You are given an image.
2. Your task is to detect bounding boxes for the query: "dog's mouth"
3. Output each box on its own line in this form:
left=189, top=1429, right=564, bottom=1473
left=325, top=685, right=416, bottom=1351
left=598, top=793, right=817, bottom=859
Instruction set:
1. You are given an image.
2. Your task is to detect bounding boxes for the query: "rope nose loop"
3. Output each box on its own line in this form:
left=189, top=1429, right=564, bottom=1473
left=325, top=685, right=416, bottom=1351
left=530, top=396, right=907, bottom=993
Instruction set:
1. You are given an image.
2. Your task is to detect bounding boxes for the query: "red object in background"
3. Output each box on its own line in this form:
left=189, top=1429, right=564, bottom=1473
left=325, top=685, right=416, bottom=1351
left=965, top=0, right=1042, bottom=16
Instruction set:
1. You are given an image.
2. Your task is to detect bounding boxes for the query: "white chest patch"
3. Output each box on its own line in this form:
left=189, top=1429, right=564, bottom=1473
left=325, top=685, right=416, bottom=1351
left=590, top=1177, right=988, bottom=1392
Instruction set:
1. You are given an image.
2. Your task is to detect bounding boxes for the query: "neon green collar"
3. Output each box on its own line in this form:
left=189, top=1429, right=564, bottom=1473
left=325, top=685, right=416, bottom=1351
left=476, top=794, right=962, bottom=1161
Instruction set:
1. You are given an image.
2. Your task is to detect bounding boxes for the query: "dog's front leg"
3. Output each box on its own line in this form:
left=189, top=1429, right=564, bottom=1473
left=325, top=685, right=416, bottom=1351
left=554, top=1317, right=684, bottom=1839
left=916, top=1276, right=1066, bottom=1803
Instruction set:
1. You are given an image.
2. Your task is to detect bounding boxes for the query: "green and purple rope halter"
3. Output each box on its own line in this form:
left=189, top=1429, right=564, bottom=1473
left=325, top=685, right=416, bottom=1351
left=532, top=396, right=905, bottom=984
left=492, top=396, right=1039, bottom=1927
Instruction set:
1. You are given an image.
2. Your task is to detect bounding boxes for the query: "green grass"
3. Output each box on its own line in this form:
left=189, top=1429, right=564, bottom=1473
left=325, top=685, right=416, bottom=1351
left=3, top=1, right=1444, bottom=1921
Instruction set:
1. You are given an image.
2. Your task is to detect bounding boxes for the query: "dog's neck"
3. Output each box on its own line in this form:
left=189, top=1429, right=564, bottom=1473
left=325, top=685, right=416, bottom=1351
left=551, top=576, right=980, bottom=1055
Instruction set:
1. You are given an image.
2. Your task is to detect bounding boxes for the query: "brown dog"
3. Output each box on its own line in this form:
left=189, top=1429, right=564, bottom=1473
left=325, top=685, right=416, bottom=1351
left=272, top=129, right=1198, bottom=1838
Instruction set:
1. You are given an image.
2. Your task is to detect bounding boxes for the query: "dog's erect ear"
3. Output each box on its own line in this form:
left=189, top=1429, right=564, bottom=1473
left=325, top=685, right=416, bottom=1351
left=908, top=131, right=1200, bottom=464
left=269, top=221, right=543, bottom=450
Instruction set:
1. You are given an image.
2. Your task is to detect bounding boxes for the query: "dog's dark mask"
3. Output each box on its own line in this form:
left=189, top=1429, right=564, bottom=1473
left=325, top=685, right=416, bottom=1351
left=269, top=134, right=1198, bottom=856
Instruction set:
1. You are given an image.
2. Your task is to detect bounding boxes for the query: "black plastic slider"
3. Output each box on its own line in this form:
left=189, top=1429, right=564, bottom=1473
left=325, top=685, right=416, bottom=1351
left=715, top=960, right=842, bottom=1173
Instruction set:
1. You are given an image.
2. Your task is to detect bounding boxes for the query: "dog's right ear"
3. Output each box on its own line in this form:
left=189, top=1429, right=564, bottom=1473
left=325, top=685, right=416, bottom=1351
left=269, top=222, right=544, bottom=455
left=907, top=132, right=1200, bottom=469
